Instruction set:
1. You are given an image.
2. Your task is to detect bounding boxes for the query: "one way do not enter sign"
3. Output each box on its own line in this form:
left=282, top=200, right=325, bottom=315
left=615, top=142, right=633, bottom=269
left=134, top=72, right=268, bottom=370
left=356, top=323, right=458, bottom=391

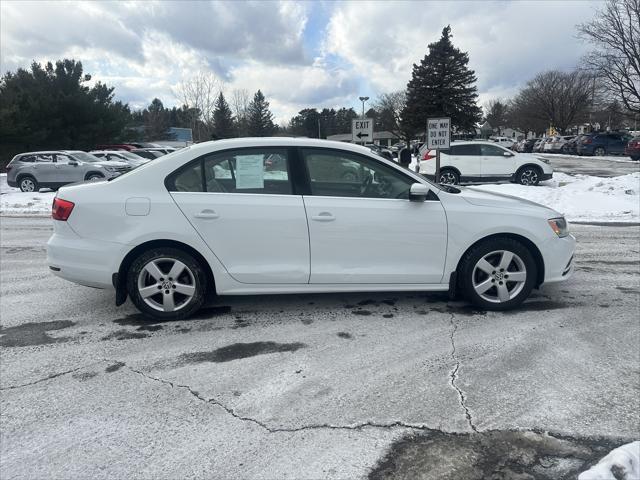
left=352, top=118, right=373, bottom=143
left=427, top=117, right=451, bottom=150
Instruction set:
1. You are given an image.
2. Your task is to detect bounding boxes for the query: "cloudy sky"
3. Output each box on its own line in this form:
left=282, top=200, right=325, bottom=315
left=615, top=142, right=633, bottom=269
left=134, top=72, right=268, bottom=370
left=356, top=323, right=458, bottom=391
left=1, top=0, right=602, bottom=123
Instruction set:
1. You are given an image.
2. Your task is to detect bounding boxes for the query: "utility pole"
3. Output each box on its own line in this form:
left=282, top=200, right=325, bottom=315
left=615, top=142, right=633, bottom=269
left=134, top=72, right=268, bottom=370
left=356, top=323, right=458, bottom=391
left=359, top=96, right=369, bottom=118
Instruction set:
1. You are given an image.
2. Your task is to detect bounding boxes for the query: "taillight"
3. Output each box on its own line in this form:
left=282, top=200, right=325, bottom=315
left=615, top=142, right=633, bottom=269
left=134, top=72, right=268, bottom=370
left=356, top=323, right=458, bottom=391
left=583, top=137, right=593, bottom=144
left=52, top=197, right=75, bottom=221
left=422, top=152, right=435, bottom=160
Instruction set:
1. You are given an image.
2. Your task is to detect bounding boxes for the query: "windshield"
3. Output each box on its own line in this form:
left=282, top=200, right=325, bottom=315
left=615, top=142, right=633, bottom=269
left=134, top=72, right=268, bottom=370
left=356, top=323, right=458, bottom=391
left=69, top=151, right=100, bottom=162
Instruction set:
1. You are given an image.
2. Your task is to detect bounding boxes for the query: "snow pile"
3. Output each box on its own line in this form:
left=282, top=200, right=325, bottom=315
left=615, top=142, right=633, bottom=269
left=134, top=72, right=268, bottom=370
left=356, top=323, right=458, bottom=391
left=579, top=441, right=640, bottom=480
left=0, top=174, right=55, bottom=216
left=473, top=172, right=640, bottom=223
left=539, top=153, right=638, bottom=164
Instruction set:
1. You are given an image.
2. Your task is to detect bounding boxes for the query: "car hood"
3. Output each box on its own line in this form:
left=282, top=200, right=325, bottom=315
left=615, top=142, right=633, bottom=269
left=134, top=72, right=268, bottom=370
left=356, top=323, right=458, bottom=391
left=458, top=186, right=559, bottom=217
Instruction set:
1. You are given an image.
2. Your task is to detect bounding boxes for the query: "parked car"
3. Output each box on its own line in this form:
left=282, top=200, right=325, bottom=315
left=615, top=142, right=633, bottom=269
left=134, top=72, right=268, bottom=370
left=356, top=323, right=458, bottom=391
left=561, top=135, right=583, bottom=154
left=6, top=151, right=131, bottom=192
left=130, top=148, right=165, bottom=160
left=577, top=132, right=633, bottom=156
left=366, top=143, right=393, bottom=160
left=490, top=136, right=515, bottom=149
left=90, top=150, right=149, bottom=167
left=532, top=138, right=546, bottom=153
left=521, top=138, right=542, bottom=153
left=95, top=144, right=138, bottom=151
left=625, top=137, right=640, bottom=161
left=47, top=138, right=575, bottom=319
left=419, top=141, right=553, bottom=186
left=547, top=136, right=576, bottom=153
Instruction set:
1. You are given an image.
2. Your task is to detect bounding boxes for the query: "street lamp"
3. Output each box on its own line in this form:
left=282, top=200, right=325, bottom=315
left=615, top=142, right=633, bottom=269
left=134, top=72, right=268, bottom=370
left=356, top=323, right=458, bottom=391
left=359, top=96, right=369, bottom=118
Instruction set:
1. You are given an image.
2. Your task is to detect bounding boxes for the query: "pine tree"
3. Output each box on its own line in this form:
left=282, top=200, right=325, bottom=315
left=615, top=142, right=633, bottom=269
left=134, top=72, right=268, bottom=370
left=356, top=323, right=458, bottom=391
left=247, top=90, right=276, bottom=136
left=402, top=26, right=482, bottom=135
left=212, top=92, right=236, bottom=139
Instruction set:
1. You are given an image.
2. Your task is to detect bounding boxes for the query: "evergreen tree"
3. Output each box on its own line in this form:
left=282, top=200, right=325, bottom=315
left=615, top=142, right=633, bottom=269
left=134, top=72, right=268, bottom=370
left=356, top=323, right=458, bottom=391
left=212, top=92, right=236, bottom=139
left=145, top=98, right=170, bottom=140
left=247, top=90, right=276, bottom=136
left=402, top=26, right=482, bottom=135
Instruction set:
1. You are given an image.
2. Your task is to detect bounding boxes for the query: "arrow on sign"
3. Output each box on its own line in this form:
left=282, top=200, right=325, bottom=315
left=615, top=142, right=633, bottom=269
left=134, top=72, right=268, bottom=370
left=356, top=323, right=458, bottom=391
left=356, top=132, right=369, bottom=139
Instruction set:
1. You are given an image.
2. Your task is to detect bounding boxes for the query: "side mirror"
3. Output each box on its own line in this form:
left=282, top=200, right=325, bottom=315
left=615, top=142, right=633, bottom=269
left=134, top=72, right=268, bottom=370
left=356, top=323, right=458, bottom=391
left=503, top=152, right=513, bottom=157
left=69, top=160, right=79, bottom=166
left=409, top=183, right=429, bottom=202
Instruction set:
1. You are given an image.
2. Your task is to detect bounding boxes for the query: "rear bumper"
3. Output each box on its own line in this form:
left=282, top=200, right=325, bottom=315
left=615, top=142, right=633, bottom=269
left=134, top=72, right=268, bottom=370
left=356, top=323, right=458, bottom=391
left=46, top=224, right=127, bottom=289
left=7, top=178, right=17, bottom=187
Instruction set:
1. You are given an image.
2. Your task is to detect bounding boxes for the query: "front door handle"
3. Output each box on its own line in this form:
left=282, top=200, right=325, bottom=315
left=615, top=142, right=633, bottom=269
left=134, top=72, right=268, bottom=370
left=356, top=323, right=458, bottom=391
left=194, top=209, right=219, bottom=219
left=311, top=212, right=335, bottom=222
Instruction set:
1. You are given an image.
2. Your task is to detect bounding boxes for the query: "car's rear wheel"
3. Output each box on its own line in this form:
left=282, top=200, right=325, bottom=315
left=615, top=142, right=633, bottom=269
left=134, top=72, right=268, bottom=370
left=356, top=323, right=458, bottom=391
left=631, top=156, right=639, bottom=161
left=516, top=166, right=541, bottom=186
left=439, top=169, right=459, bottom=185
left=126, top=247, right=207, bottom=320
left=459, top=237, right=537, bottom=311
left=594, top=147, right=606, bottom=156
left=19, top=176, right=38, bottom=192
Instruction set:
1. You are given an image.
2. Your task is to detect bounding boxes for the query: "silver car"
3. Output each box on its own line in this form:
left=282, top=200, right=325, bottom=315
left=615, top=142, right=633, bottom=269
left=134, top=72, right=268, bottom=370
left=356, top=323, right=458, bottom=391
left=6, top=151, right=131, bottom=192
left=89, top=150, right=149, bottom=167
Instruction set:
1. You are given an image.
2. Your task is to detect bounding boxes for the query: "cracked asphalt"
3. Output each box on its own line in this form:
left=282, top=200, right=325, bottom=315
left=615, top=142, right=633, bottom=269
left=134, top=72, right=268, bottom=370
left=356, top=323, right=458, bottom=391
left=1, top=217, right=639, bottom=479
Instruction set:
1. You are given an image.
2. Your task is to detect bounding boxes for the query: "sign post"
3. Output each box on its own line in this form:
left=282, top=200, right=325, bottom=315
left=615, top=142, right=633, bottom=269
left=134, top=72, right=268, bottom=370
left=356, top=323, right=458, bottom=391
left=352, top=118, right=373, bottom=144
left=427, top=117, right=451, bottom=183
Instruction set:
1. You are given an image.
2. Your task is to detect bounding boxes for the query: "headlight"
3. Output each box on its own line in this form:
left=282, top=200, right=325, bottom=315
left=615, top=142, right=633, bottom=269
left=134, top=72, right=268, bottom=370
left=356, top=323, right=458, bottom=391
left=103, top=166, right=117, bottom=172
left=540, top=158, right=550, bottom=164
left=548, top=217, right=569, bottom=237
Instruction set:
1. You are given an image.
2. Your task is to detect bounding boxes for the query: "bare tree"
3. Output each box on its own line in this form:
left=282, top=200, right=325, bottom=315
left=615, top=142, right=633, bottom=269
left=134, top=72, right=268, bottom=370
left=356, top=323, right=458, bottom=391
left=373, top=91, right=412, bottom=144
left=484, top=99, right=509, bottom=134
left=174, top=71, right=222, bottom=141
left=231, top=89, right=250, bottom=137
left=577, top=0, right=640, bottom=113
left=508, top=70, right=593, bottom=133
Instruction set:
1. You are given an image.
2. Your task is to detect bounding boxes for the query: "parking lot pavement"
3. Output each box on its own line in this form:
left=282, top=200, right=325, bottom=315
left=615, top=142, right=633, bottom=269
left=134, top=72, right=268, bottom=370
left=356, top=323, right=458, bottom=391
left=540, top=153, right=640, bottom=177
left=1, top=217, right=639, bottom=479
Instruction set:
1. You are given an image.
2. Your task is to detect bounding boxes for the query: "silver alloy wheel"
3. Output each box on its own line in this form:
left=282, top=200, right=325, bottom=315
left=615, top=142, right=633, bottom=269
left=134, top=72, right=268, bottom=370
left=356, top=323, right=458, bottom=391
left=88, top=175, right=102, bottom=181
left=20, top=178, right=35, bottom=192
left=472, top=250, right=527, bottom=303
left=439, top=171, right=458, bottom=185
left=137, top=258, right=196, bottom=312
left=594, top=147, right=605, bottom=156
left=519, top=169, right=538, bottom=185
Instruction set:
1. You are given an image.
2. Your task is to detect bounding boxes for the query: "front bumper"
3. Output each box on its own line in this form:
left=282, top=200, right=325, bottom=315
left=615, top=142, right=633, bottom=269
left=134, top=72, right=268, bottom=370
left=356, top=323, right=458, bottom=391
left=540, top=233, right=576, bottom=284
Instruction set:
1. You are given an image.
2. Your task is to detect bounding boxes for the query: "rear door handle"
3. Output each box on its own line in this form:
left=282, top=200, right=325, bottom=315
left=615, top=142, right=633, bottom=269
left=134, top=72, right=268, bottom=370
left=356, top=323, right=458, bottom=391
left=194, top=209, right=219, bottom=219
left=311, top=212, right=335, bottom=222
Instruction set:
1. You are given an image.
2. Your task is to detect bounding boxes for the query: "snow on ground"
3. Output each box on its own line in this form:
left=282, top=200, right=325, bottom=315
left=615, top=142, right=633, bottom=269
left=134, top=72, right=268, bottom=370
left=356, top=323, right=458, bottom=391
left=1, top=171, right=639, bottom=223
left=0, top=174, right=55, bottom=216
left=579, top=441, right=640, bottom=480
left=539, top=153, right=639, bottom=164
left=472, top=172, right=640, bottom=223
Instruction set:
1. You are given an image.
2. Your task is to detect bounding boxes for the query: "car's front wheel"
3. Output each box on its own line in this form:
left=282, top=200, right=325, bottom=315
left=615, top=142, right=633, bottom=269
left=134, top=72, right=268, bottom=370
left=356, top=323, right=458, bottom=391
left=126, top=247, right=207, bottom=320
left=593, top=147, right=606, bottom=156
left=19, top=176, right=38, bottom=192
left=516, top=166, right=541, bottom=186
left=439, top=169, right=459, bottom=185
left=459, top=237, right=537, bottom=311
left=86, top=173, right=104, bottom=182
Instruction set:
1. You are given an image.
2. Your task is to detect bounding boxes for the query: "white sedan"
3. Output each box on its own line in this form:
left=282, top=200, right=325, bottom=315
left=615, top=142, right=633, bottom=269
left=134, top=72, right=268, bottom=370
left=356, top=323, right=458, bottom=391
left=419, top=141, right=553, bottom=186
left=47, top=138, right=575, bottom=320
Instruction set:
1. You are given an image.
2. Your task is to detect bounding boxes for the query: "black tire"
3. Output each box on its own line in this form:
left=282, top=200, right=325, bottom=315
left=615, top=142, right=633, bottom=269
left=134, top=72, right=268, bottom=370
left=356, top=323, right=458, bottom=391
left=631, top=156, right=640, bottom=161
left=593, top=147, right=606, bottom=156
left=18, top=176, right=38, bottom=192
left=126, top=247, right=207, bottom=320
left=439, top=169, right=459, bottom=185
left=86, top=173, right=104, bottom=182
left=516, top=166, right=541, bottom=186
left=459, top=237, right=537, bottom=311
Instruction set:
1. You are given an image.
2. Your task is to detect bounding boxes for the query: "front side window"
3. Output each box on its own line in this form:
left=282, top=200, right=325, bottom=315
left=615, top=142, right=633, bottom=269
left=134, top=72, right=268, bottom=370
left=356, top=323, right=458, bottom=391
left=480, top=144, right=508, bottom=156
left=55, top=154, right=73, bottom=164
left=168, top=148, right=292, bottom=195
left=302, top=149, right=412, bottom=199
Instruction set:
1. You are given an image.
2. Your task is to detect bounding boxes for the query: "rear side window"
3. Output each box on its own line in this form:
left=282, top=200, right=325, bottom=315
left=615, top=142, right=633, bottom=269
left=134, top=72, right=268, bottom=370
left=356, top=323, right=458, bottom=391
left=450, top=144, right=481, bottom=156
left=35, top=154, right=54, bottom=163
left=167, top=148, right=292, bottom=195
left=18, top=155, right=35, bottom=163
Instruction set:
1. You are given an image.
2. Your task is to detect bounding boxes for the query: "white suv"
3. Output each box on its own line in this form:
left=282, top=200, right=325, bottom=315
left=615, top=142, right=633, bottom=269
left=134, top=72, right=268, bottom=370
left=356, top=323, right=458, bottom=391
left=47, top=138, right=574, bottom=319
left=419, top=141, right=553, bottom=185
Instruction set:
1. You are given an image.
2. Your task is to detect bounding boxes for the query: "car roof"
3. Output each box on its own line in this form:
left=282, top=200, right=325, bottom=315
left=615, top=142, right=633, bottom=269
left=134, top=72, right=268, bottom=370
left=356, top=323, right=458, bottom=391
left=178, top=137, right=402, bottom=158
